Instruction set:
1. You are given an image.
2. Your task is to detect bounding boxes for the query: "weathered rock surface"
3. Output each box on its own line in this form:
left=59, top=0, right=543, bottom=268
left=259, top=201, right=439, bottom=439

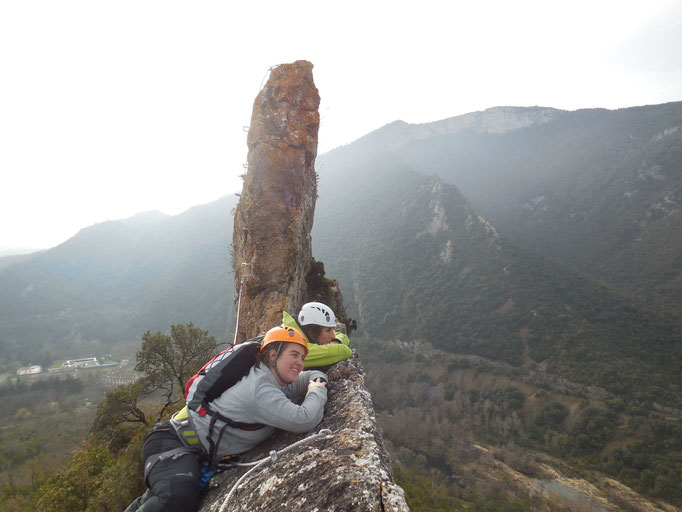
left=199, top=354, right=410, bottom=511
left=232, top=60, right=321, bottom=341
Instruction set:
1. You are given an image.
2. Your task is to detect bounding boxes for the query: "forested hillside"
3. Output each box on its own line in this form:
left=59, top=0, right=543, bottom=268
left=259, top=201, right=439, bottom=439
left=313, top=152, right=682, bottom=407
left=355, top=102, right=682, bottom=315
left=358, top=337, right=682, bottom=509
left=0, top=197, right=237, bottom=365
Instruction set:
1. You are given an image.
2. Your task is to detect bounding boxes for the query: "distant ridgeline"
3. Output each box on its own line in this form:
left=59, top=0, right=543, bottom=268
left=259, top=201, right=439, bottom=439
left=320, top=102, right=682, bottom=316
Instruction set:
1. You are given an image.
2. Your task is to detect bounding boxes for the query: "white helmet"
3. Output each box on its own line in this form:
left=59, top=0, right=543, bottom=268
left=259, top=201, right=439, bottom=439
left=298, top=302, right=336, bottom=327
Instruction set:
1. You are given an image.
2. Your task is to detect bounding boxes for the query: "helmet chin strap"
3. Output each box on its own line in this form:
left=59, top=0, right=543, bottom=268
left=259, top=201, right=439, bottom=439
left=270, top=343, right=288, bottom=386
left=271, top=363, right=286, bottom=386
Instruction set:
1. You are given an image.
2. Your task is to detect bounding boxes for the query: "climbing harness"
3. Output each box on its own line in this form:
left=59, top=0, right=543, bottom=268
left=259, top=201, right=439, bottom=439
left=217, top=428, right=333, bottom=512
left=143, top=446, right=198, bottom=488
left=199, top=463, right=215, bottom=489
left=198, top=455, right=240, bottom=490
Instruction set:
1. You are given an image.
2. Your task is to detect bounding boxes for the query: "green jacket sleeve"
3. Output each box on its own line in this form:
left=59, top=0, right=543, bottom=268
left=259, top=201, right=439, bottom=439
left=333, top=332, right=350, bottom=346
left=304, top=342, right=352, bottom=368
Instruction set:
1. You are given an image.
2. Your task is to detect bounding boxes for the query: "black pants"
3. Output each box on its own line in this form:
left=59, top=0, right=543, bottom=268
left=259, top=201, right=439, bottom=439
left=124, top=423, right=201, bottom=512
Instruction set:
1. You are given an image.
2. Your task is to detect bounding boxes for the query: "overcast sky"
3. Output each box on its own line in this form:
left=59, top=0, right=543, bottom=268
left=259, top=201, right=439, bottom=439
left=2, top=0, right=681, bottom=250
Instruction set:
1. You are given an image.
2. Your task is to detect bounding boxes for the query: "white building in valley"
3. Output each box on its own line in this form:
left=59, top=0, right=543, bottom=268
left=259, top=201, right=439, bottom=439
left=62, top=357, right=99, bottom=368
left=17, top=365, right=42, bottom=375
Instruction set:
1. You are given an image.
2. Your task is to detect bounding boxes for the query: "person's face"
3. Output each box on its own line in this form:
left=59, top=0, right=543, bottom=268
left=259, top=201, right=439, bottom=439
left=270, top=343, right=306, bottom=384
left=317, top=326, right=336, bottom=345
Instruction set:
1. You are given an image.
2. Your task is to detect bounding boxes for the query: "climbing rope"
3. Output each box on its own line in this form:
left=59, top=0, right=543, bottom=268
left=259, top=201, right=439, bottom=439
left=232, top=276, right=245, bottom=345
left=217, top=428, right=332, bottom=512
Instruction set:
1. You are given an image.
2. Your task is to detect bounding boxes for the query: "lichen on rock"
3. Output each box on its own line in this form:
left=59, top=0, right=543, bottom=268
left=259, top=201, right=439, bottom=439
left=232, top=60, right=321, bottom=341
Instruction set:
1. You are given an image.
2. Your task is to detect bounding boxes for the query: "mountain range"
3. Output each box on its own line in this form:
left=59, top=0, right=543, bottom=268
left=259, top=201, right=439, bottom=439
left=1, top=102, right=680, bottom=406
left=0, top=198, right=236, bottom=366
left=355, top=103, right=682, bottom=315
left=311, top=104, right=682, bottom=405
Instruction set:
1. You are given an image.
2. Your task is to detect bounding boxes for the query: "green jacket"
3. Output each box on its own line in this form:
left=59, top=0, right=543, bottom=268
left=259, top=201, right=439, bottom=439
left=282, top=311, right=352, bottom=368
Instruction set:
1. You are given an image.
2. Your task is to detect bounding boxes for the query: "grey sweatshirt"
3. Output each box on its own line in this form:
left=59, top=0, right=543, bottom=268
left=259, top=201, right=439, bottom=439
left=188, top=364, right=327, bottom=458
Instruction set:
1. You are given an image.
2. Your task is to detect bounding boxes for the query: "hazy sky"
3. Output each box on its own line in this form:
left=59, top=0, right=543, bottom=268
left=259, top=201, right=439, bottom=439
left=2, top=0, right=681, bottom=250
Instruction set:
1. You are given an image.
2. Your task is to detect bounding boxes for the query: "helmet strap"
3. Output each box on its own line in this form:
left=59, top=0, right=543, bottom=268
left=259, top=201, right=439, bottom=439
left=270, top=343, right=287, bottom=386
left=271, top=365, right=286, bottom=387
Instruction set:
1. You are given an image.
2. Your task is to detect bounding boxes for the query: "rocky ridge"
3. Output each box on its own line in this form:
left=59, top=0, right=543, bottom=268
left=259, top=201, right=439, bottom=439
left=362, top=106, right=560, bottom=151
left=199, top=354, right=409, bottom=512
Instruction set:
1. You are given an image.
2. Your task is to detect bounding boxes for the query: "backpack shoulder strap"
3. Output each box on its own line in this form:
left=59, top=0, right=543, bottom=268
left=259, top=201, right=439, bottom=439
left=186, top=336, right=263, bottom=412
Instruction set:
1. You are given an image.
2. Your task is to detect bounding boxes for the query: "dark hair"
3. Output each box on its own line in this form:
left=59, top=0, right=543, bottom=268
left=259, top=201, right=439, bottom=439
left=301, top=324, right=322, bottom=344
left=258, top=342, right=284, bottom=369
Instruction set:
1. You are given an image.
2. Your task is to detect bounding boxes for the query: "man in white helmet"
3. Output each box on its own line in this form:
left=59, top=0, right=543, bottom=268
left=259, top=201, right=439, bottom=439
left=282, top=302, right=352, bottom=368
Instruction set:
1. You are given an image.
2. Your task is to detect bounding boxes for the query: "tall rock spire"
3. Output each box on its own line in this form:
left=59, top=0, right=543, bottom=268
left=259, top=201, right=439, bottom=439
left=215, top=61, right=408, bottom=511
left=232, top=60, right=320, bottom=340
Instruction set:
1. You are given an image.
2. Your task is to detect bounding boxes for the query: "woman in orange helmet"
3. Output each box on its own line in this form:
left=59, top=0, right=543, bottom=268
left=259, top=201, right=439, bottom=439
left=187, top=325, right=328, bottom=458
left=125, top=326, right=328, bottom=512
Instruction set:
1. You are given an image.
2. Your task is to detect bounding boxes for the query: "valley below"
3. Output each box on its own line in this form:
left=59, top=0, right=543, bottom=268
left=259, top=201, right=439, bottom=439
left=359, top=337, right=681, bottom=511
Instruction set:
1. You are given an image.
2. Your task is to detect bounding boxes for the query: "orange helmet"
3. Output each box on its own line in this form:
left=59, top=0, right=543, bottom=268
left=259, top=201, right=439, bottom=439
left=261, top=325, right=308, bottom=356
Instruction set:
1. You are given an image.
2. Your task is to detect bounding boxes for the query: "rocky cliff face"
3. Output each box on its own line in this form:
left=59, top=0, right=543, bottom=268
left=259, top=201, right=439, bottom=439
left=232, top=60, right=321, bottom=341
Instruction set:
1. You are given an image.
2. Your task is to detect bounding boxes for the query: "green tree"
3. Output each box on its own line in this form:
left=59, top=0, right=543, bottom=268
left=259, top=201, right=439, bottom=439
left=533, top=402, right=568, bottom=430
left=569, top=407, right=617, bottom=454
left=34, top=445, right=114, bottom=512
left=89, top=431, right=147, bottom=512
left=135, top=323, right=217, bottom=419
left=90, top=379, right=151, bottom=450
left=393, top=464, right=456, bottom=512
left=466, top=497, right=531, bottom=511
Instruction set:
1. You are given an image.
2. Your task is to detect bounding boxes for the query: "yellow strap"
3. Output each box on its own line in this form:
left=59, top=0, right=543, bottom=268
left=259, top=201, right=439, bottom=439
left=182, top=431, right=199, bottom=445
left=173, top=405, right=189, bottom=421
